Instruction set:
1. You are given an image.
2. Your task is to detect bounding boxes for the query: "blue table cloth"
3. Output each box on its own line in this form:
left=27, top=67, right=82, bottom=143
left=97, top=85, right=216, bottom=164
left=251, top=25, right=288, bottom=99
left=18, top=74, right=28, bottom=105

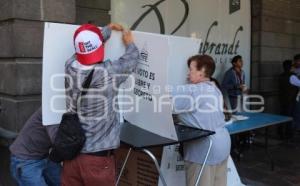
left=226, top=112, right=292, bottom=135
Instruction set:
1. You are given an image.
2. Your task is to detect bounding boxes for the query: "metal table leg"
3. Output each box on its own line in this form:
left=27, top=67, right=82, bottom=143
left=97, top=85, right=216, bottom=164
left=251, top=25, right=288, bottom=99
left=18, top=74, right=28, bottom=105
left=141, top=149, right=167, bottom=186
left=265, top=127, right=274, bottom=171
left=116, top=148, right=167, bottom=186
left=195, top=139, right=213, bottom=186
left=116, top=148, right=132, bottom=185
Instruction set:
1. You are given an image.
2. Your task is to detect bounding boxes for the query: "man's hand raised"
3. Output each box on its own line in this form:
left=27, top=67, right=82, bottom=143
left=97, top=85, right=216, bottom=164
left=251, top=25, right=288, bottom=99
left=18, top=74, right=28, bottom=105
left=122, top=30, right=134, bottom=46
left=108, top=23, right=124, bottom=31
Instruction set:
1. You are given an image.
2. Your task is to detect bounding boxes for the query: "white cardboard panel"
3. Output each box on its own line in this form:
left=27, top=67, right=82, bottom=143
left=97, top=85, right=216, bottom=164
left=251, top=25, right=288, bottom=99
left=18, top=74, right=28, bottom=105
left=167, top=36, right=201, bottom=86
left=121, top=32, right=177, bottom=140
left=43, top=23, right=202, bottom=140
left=42, top=23, right=127, bottom=126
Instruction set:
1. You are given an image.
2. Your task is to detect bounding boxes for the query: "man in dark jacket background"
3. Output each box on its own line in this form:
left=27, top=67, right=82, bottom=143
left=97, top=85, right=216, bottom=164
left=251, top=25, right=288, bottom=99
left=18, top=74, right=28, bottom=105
left=278, top=60, right=298, bottom=139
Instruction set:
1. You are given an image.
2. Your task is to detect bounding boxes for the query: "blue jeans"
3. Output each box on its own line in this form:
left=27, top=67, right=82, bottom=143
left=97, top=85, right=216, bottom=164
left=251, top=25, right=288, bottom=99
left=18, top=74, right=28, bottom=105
left=10, top=155, right=61, bottom=186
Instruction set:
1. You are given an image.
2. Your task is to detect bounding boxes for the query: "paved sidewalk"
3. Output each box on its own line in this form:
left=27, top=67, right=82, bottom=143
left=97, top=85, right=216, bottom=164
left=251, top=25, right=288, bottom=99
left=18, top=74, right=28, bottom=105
left=236, top=134, right=300, bottom=186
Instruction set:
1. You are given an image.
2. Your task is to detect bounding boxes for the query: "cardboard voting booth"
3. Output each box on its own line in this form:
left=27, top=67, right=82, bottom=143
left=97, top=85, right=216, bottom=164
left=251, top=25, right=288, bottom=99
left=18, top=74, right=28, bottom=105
left=158, top=144, right=186, bottom=186
left=42, top=22, right=200, bottom=186
left=42, top=22, right=200, bottom=139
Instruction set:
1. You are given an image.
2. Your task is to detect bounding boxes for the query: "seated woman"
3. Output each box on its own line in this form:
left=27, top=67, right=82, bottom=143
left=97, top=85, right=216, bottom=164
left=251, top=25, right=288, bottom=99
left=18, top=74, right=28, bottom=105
left=171, top=54, right=231, bottom=186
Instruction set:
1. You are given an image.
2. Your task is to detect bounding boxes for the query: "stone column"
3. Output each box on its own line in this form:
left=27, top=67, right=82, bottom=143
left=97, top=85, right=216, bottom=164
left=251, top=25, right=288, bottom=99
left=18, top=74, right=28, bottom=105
left=251, top=0, right=300, bottom=113
left=0, top=0, right=76, bottom=132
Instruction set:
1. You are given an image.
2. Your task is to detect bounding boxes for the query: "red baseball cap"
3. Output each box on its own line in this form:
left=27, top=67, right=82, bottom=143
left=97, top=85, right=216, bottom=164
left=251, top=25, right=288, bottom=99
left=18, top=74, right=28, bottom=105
left=73, top=24, right=105, bottom=65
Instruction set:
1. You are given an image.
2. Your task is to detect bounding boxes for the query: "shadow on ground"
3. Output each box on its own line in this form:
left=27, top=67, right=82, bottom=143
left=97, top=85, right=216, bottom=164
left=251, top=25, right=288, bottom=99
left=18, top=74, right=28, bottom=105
left=235, top=132, right=300, bottom=186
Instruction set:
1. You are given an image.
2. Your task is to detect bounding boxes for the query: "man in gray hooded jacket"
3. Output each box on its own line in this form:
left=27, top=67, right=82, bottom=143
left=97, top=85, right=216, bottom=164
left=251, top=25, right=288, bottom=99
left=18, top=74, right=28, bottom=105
left=61, top=23, right=139, bottom=186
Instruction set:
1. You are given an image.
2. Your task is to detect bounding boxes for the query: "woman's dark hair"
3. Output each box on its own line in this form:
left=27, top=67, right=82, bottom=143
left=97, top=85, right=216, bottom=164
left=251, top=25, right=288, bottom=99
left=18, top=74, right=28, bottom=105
left=231, top=55, right=242, bottom=65
left=187, top=54, right=215, bottom=77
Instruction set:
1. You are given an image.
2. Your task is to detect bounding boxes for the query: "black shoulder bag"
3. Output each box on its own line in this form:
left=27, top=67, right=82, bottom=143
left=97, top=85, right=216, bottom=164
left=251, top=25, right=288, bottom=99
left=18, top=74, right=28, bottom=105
left=49, top=69, right=94, bottom=163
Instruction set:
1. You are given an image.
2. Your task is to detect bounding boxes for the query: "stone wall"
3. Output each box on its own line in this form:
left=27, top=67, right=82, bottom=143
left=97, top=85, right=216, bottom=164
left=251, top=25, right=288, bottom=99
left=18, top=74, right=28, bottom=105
left=76, top=0, right=110, bottom=26
left=0, top=0, right=110, bottom=133
left=0, top=1, right=110, bottom=185
left=251, top=0, right=300, bottom=113
left=0, top=0, right=76, bottom=133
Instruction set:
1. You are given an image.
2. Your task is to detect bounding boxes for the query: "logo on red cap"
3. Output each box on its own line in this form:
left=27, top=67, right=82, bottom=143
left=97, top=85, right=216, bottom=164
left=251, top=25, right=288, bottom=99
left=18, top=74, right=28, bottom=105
left=78, top=42, right=86, bottom=53
left=73, top=24, right=105, bottom=65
